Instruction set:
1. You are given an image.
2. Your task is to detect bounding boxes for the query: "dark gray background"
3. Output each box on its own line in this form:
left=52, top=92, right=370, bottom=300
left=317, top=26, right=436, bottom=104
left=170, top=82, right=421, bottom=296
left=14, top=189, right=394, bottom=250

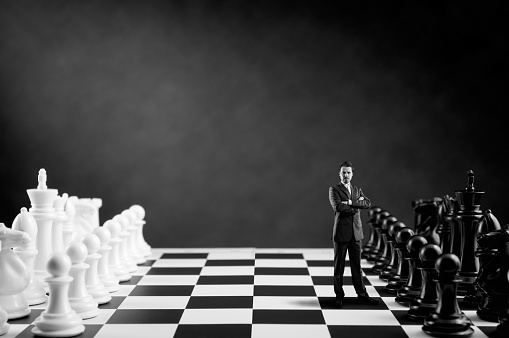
left=1, top=1, right=507, bottom=248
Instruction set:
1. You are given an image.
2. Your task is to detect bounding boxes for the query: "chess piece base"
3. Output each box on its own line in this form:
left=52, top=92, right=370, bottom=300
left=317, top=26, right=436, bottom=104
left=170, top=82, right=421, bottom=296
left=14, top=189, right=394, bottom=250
left=422, top=312, right=474, bottom=337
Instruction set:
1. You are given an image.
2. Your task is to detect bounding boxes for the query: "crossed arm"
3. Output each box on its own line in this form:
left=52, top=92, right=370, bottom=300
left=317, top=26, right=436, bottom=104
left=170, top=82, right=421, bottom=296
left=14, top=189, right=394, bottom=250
left=328, top=187, right=371, bottom=214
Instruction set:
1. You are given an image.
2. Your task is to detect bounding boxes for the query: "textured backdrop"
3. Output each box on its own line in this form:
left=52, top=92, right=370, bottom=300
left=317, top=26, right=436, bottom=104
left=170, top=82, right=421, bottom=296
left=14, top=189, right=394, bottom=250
left=0, top=1, right=507, bottom=248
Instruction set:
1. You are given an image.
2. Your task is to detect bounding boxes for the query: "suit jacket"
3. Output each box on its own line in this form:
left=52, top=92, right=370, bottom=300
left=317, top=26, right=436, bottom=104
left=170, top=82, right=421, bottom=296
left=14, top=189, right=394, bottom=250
left=329, top=183, right=371, bottom=242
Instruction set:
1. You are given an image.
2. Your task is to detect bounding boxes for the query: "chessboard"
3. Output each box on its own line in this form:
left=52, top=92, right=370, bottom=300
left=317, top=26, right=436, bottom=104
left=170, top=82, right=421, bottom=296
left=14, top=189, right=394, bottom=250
left=4, top=248, right=498, bottom=338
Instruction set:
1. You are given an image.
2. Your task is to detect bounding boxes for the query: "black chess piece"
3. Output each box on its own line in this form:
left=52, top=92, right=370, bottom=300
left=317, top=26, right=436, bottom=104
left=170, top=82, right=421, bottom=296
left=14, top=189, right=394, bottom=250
left=379, top=221, right=406, bottom=281
left=407, top=243, right=442, bottom=321
left=440, top=195, right=456, bottom=254
left=422, top=253, right=474, bottom=337
left=362, top=206, right=382, bottom=259
left=418, top=201, right=441, bottom=247
left=413, top=198, right=442, bottom=235
left=368, top=210, right=390, bottom=263
left=463, top=209, right=502, bottom=306
left=386, top=227, right=414, bottom=294
left=493, top=304, right=509, bottom=338
left=396, top=235, right=428, bottom=306
left=477, top=229, right=509, bottom=322
left=372, top=215, right=397, bottom=274
left=454, top=170, right=484, bottom=296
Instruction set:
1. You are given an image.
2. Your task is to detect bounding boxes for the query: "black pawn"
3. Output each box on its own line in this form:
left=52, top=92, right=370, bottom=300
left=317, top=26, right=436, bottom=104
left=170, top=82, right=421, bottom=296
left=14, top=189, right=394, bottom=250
left=386, top=227, right=414, bottom=294
left=422, top=253, right=474, bottom=337
left=396, top=235, right=428, bottom=306
left=372, top=216, right=397, bottom=274
left=362, top=206, right=382, bottom=259
left=368, top=210, right=390, bottom=263
left=379, top=221, right=406, bottom=281
left=407, top=243, right=442, bottom=321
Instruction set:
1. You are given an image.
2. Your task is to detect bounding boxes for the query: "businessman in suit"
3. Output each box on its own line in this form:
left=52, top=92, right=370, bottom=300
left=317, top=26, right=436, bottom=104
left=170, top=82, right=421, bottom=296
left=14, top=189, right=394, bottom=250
left=329, top=161, right=379, bottom=308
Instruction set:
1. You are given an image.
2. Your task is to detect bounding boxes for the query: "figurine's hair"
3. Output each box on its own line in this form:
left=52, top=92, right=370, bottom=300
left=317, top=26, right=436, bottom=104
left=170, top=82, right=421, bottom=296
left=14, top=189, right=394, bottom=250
left=339, top=161, right=354, bottom=171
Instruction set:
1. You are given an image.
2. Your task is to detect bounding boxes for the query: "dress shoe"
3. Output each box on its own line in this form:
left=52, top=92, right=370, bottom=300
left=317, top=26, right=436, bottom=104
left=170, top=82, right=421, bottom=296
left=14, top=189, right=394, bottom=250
left=357, top=294, right=379, bottom=305
left=335, top=298, right=343, bottom=308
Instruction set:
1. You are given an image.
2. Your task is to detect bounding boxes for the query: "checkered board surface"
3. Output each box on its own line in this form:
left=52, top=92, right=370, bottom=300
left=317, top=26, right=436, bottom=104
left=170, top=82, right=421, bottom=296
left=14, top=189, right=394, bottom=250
left=6, top=248, right=499, bottom=338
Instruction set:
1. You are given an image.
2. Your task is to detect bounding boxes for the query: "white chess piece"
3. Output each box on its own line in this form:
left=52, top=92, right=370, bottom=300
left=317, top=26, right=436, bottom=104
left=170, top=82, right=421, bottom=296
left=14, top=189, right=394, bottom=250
left=66, top=242, right=99, bottom=319
left=52, top=193, right=68, bottom=254
left=12, top=208, right=47, bottom=305
left=92, top=227, right=119, bottom=293
left=27, top=168, right=58, bottom=288
left=113, top=214, right=137, bottom=273
left=121, top=209, right=145, bottom=265
left=62, top=196, right=77, bottom=248
left=0, top=223, right=31, bottom=319
left=129, top=204, right=151, bottom=258
left=32, top=252, right=85, bottom=337
left=70, top=197, right=94, bottom=242
left=81, top=233, right=111, bottom=304
left=0, top=303, right=8, bottom=335
left=103, top=220, right=131, bottom=282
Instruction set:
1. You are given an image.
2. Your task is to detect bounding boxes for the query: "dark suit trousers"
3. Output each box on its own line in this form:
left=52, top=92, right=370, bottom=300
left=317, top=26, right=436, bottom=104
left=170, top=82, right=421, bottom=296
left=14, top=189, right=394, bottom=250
left=333, top=238, right=366, bottom=299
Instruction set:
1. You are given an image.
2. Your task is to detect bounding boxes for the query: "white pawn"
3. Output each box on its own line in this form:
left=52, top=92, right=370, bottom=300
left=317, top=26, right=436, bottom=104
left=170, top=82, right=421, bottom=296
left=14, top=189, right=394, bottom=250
left=121, top=209, right=145, bottom=265
left=113, top=214, right=137, bottom=273
left=12, top=208, right=47, bottom=305
left=32, top=253, right=85, bottom=337
left=92, top=227, right=119, bottom=293
left=103, top=220, right=131, bottom=282
left=129, top=204, right=151, bottom=258
left=66, top=242, right=99, bottom=319
left=81, top=234, right=111, bottom=304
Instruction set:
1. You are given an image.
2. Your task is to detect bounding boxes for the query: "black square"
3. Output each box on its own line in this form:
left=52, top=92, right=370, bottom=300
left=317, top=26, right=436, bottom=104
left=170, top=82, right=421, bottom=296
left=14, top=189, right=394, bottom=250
left=374, top=285, right=398, bottom=297
left=129, top=285, right=194, bottom=296
left=205, top=259, right=255, bottom=266
left=6, top=309, right=44, bottom=324
left=255, top=267, right=309, bottom=275
left=138, top=259, right=156, bottom=267
left=197, top=275, right=254, bottom=285
left=186, top=296, right=253, bottom=309
left=174, top=324, right=251, bottom=338
left=254, top=285, right=316, bottom=297
left=99, top=296, right=126, bottom=309
left=328, top=325, right=409, bottom=338
left=391, top=310, right=424, bottom=325
left=146, top=267, right=202, bottom=275
left=318, top=297, right=388, bottom=310
left=106, top=309, right=184, bottom=324
left=253, top=309, right=325, bottom=324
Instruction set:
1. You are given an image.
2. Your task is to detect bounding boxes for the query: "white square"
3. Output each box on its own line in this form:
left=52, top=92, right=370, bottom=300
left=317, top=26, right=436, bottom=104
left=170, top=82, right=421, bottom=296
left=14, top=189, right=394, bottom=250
left=251, top=324, right=332, bottom=338
left=207, top=250, right=255, bottom=260
left=463, top=311, right=499, bottom=327
left=322, top=309, right=400, bottom=325
left=302, top=251, right=333, bottom=261
left=254, top=275, right=314, bottom=286
left=137, top=275, right=199, bottom=285
left=151, top=259, right=207, bottom=268
left=1, top=324, right=29, bottom=338
left=118, top=296, right=190, bottom=309
left=200, top=266, right=255, bottom=276
left=179, top=309, right=253, bottom=324
left=94, top=324, right=178, bottom=338
left=381, top=297, right=413, bottom=310
left=255, top=259, right=308, bottom=268
left=366, top=275, right=387, bottom=286
left=191, top=285, right=254, bottom=296
left=253, top=296, right=321, bottom=310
